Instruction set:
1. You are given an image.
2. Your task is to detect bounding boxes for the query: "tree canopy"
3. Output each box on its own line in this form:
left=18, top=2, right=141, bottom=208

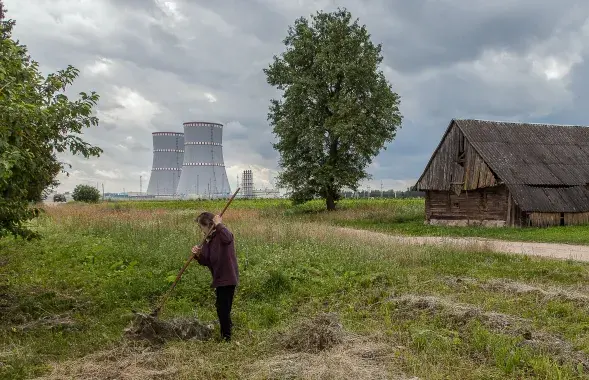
left=0, top=1, right=102, bottom=239
left=264, top=8, right=403, bottom=210
left=72, top=184, right=101, bottom=203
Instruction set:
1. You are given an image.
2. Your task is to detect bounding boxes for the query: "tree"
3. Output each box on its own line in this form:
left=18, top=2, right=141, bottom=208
left=0, top=2, right=102, bottom=239
left=264, top=8, right=402, bottom=210
left=72, top=184, right=100, bottom=203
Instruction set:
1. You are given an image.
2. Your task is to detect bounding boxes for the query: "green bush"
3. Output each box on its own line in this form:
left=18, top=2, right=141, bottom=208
left=72, top=185, right=100, bottom=203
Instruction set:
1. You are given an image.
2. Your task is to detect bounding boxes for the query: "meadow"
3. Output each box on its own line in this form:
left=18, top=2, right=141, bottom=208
left=125, top=197, right=589, bottom=245
left=1, top=198, right=589, bottom=379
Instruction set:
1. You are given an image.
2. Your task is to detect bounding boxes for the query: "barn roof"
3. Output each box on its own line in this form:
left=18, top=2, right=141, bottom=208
left=423, top=119, right=589, bottom=212
left=455, top=119, right=589, bottom=186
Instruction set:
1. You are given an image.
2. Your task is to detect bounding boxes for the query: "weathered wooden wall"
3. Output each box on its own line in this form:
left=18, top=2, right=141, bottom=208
left=425, top=185, right=508, bottom=225
left=527, top=212, right=589, bottom=227
left=425, top=188, right=589, bottom=227
left=565, top=212, right=589, bottom=225
left=418, top=123, right=497, bottom=191
left=506, top=193, right=524, bottom=227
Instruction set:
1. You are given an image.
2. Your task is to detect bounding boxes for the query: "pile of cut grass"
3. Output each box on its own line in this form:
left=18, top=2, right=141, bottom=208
left=123, top=312, right=213, bottom=344
left=275, top=312, right=344, bottom=353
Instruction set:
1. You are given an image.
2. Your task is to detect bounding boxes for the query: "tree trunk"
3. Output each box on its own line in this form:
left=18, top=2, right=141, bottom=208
left=325, top=136, right=339, bottom=211
left=326, top=190, right=336, bottom=211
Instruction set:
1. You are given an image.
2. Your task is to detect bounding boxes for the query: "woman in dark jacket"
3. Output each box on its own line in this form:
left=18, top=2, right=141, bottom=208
left=191, top=212, right=239, bottom=342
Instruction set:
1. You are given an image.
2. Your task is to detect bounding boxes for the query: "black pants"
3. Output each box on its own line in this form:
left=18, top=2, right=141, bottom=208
left=215, top=285, right=235, bottom=341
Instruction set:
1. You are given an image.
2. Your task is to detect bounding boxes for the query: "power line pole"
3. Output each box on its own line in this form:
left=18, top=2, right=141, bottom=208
left=139, top=176, right=142, bottom=194
left=102, top=183, right=104, bottom=199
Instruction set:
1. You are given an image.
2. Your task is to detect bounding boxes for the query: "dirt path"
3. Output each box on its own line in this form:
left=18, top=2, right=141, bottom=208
left=335, top=227, right=589, bottom=263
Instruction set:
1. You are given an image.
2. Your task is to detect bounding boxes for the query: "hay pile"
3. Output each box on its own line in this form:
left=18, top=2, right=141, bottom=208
left=391, top=294, right=589, bottom=371
left=445, top=276, right=589, bottom=306
left=247, top=341, right=399, bottom=380
left=124, top=312, right=213, bottom=344
left=34, top=345, right=178, bottom=380
left=390, top=294, right=529, bottom=329
left=276, top=312, right=344, bottom=353
left=247, top=313, right=422, bottom=379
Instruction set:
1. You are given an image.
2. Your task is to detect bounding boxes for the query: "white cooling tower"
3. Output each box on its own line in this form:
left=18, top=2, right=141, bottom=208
left=176, top=121, right=231, bottom=198
left=146, top=132, right=184, bottom=196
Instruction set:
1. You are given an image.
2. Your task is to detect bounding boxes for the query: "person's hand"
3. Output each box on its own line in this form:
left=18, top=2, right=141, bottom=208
left=191, top=245, right=201, bottom=258
left=213, top=215, right=222, bottom=226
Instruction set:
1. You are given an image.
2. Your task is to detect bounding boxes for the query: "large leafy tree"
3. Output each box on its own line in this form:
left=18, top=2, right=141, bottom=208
left=0, top=2, right=102, bottom=239
left=264, top=8, right=402, bottom=210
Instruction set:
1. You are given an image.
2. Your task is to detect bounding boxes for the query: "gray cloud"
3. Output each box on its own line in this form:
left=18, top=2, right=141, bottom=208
left=4, top=0, right=589, bottom=193
left=379, top=1, right=586, bottom=70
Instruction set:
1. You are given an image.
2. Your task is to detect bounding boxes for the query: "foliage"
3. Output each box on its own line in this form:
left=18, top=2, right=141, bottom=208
left=72, top=184, right=100, bottom=203
left=2, top=202, right=589, bottom=379
left=0, top=1, right=102, bottom=240
left=264, top=7, right=403, bottom=210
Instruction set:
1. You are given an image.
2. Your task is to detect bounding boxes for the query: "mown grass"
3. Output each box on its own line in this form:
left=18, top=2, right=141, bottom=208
left=1, top=200, right=589, bottom=379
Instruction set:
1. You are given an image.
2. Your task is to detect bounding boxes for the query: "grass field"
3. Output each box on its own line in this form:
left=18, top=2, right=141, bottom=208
left=1, top=199, right=589, bottom=379
left=119, top=198, right=589, bottom=245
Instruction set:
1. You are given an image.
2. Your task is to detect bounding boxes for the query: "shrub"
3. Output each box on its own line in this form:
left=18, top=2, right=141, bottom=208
left=72, top=185, right=100, bottom=203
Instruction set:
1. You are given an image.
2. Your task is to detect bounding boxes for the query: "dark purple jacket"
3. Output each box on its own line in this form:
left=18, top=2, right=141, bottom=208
left=196, top=223, right=239, bottom=288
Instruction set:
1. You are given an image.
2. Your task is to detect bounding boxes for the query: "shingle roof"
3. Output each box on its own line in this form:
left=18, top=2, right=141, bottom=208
left=508, top=185, right=589, bottom=213
left=454, top=119, right=589, bottom=212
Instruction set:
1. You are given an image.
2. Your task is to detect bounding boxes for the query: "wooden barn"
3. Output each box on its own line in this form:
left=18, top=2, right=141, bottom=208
left=416, top=119, right=589, bottom=227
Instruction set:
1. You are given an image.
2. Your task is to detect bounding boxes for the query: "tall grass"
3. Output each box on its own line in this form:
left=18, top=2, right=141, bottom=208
left=1, top=201, right=589, bottom=379
left=116, top=197, right=589, bottom=244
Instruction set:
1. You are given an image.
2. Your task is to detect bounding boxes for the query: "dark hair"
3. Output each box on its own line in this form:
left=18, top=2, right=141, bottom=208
left=195, top=212, right=215, bottom=227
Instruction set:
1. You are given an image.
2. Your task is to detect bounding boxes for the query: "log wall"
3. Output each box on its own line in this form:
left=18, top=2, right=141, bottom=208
left=418, top=123, right=497, bottom=191
left=425, top=185, right=508, bottom=226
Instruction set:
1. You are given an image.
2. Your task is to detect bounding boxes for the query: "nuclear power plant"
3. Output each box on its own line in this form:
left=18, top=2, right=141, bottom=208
left=144, top=121, right=280, bottom=199
left=176, top=121, right=231, bottom=198
left=146, top=132, right=184, bottom=196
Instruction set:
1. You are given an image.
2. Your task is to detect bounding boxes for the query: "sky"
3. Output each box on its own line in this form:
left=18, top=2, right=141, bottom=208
left=5, top=0, right=589, bottom=194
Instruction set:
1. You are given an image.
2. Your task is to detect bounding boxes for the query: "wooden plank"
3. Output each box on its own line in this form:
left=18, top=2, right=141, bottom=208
left=463, top=143, right=472, bottom=190
left=428, top=186, right=508, bottom=221
left=506, top=192, right=512, bottom=227
left=471, top=154, right=480, bottom=189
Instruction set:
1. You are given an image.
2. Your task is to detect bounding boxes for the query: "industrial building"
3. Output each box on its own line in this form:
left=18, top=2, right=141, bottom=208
left=176, top=121, right=232, bottom=198
left=146, top=132, right=184, bottom=196
left=238, top=169, right=280, bottom=199
left=242, top=169, right=254, bottom=198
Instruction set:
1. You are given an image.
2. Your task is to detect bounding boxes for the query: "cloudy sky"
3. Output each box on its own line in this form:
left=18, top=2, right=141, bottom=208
left=5, top=0, right=589, bottom=193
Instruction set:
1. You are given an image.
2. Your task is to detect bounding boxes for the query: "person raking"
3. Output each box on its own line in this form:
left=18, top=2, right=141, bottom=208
left=191, top=212, right=239, bottom=342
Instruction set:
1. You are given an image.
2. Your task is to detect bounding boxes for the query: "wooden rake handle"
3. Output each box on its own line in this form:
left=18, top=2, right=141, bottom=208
left=151, top=187, right=240, bottom=316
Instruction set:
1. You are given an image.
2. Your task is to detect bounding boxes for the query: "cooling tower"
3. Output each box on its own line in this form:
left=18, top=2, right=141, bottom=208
left=176, top=121, right=231, bottom=198
left=146, top=132, right=184, bottom=196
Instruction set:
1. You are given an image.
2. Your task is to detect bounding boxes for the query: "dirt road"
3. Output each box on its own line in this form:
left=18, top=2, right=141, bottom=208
left=335, top=227, right=589, bottom=263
